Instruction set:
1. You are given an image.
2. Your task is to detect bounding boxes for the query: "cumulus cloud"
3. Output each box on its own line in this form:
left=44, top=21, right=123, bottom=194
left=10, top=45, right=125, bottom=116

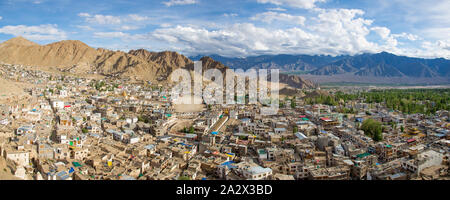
left=251, top=11, right=306, bottom=25
left=73, top=3, right=448, bottom=59
left=79, top=13, right=122, bottom=25
left=267, top=7, right=287, bottom=11
left=128, top=14, right=150, bottom=22
left=419, top=40, right=450, bottom=58
left=392, top=32, right=420, bottom=41
left=256, top=0, right=326, bottom=9
left=0, top=24, right=67, bottom=41
left=78, top=13, right=151, bottom=31
left=93, top=32, right=131, bottom=38
left=151, top=23, right=348, bottom=57
left=150, top=8, right=431, bottom=57
left=163, top=0, right=198, bottom=7
left=371, top=26, right=390, bottom=39
left=223, top=13, right=238, bottom=17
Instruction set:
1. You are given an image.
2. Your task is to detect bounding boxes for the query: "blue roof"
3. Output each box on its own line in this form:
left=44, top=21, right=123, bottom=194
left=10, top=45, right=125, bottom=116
left=221, top=161, right=236, bottom=169
left=211, top=131, right=218, bottom=135
left=178, top=143, right=193, bottom=147
left=295, top=132, right=307, bottom=140
left=144, top=144, right=155, bottom=150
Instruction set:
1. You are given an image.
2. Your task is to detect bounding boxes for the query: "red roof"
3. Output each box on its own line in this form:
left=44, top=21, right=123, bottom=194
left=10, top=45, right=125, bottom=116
left=407, top=139, right=416, bottom=143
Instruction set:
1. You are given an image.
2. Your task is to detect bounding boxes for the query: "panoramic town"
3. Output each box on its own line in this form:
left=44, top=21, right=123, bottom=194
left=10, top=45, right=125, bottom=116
left=0, top=59, right=448, bottom=180
left=0, top=0, right=449, bottom=183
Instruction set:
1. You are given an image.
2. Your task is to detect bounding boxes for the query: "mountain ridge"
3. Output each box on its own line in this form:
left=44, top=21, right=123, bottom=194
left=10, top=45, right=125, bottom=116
left=190, top=52, right=450, bottom=81
left=0, top=37, right=316, bottom=89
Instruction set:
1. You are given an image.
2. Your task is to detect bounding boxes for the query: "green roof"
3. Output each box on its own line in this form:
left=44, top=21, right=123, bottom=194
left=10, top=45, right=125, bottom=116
left=356, top=152, right=371, bottom=158
left=72, top=162, right=82, bottom=167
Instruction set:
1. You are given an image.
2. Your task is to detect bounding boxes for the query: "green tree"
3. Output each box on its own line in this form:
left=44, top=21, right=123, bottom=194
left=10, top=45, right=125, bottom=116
left=361, top=118, right=383, bottom=142
left=178, top=176, right=190, bottom=180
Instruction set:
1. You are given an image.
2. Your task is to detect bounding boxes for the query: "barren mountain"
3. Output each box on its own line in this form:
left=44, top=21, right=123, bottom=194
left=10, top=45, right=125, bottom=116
left=0, top=37, right=317, bottom=89
left=129, top=49, right=193, bottom=80
left=278, top=74, right=317, bottom=89
left=0, top=38, right=98, bottom=69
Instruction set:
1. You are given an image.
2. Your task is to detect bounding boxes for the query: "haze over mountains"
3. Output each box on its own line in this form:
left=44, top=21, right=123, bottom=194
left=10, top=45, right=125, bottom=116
left=191, top=53, right=450, bottom=84
left=0, top=37, right=316, bottom=89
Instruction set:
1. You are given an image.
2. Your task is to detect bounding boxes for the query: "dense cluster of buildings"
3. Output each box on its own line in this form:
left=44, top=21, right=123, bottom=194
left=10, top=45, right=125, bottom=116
left=0, top=63, right=448, bottom=180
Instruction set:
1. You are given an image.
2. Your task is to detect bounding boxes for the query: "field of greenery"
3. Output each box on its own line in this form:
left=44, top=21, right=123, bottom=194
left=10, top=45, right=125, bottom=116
left=305, top=88, right=450, bottom=115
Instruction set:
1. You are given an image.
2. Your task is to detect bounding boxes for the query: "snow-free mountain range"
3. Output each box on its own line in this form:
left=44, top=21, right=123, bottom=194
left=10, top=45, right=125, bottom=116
left=0, top=37, right=448, bottom=87
left=191, top=53, right=450, bottom=84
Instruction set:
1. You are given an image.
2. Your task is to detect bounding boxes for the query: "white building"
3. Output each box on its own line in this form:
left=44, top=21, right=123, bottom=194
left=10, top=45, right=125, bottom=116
left=243, top=166, right=273, bottom=180
left=52, top=100, right=65, bottom=109
left=402, top=150, right=443, bottom=175
left=5, top=151, right=30, bottom=167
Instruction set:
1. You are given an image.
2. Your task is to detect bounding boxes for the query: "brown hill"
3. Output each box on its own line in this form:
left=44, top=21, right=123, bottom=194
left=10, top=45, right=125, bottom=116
left=0, top=36, right=39, bottom=47
left=129, top=49, right=193, bottom=80
left=0, top=37, right=98, bottom=68
left=279, top=74, right=317, bottom=89
left=94, top=48, right=159, bottom=81
left=0, top=37, right=316, bottom=89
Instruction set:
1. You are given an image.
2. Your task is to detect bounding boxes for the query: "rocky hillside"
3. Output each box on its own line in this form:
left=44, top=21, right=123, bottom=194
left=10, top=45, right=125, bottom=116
left=0, top=37, right=98, bottom=68
left=0, top=37, right=317, bottom=89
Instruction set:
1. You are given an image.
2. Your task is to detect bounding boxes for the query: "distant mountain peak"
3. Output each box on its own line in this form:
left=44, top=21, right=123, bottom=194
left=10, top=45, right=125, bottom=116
left=1, top=36, right=39, bottom=46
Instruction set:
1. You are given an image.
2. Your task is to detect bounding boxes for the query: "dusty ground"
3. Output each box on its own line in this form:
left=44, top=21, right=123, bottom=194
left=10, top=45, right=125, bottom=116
left=0, top=157, right=21, bottom=180
left=172, top=95, right=205, bottom=113
left=0, top=78, right=30, bottom=103
left=168, top=119, right=195, bottom=134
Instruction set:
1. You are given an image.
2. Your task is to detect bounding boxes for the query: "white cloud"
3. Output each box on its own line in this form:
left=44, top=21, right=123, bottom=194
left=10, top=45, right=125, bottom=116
left=93, top=32, right=131, bottom=38
left=371, top=26, right=398, bottom=48
left=73, top=3, right=448, bottom=59
left=392, top=32, right=420, bottom=41
left=0, top=24, right=67, bottom=41
left=307, top=9, right=376, bottom=54
left=163, top=0, right=198, bottom=7
left=371, top=26, right=391, bottom=39
left=160, top=23, right=173, bottom=28
left=256, top=0, right=326, bottom=9
left=120, top=25, right=140, bottom=31
left=80, top=14, right=122, bottom=25
left=75, top=25, right=94, bottom=31
left=128, top=14, right=150, bottom=22
left=152, top=23, right=353, bottom=57
left=78, top=13, right=91, bottom=18
left=0, top=16, right=3, bottom=20
left=374, top=0, right=450, bottom=42
left=267, top=7, right=287, bottom=11
left=78, top=13, right=151, bottom=31
left=151, top=8, right=440, bottom=57
left=251, top=11, right=306, bottom=25
left=394, top=40, right=450, bottom=59
left=223, top=13, right=238, bottom=17
left=421, top=27, right=450, bottom=41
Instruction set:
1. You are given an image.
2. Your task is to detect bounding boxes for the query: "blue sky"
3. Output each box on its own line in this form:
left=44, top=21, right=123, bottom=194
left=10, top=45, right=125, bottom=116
left=0, top=0, right=448, bottom=58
